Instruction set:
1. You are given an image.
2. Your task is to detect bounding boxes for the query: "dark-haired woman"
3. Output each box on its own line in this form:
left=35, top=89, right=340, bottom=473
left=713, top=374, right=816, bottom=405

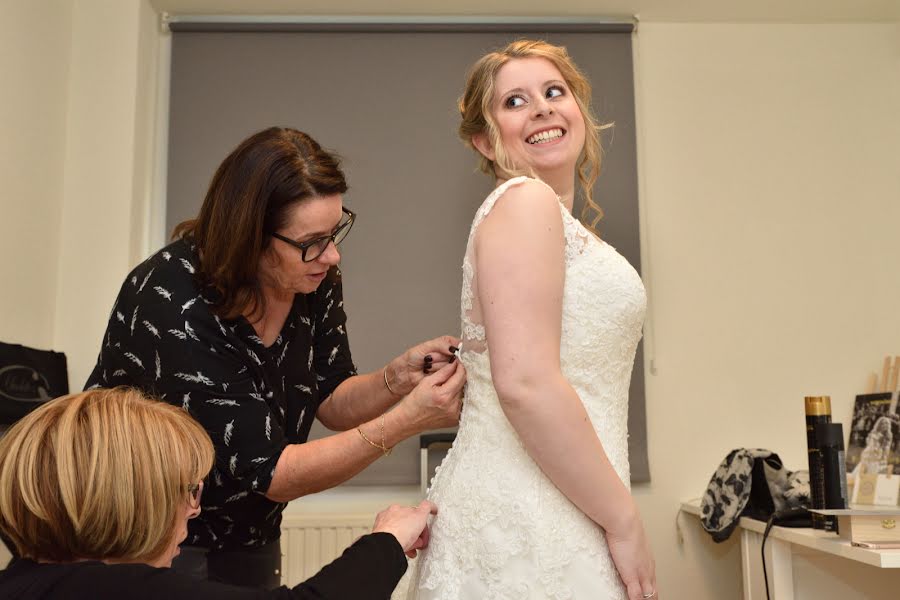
left=85, top=127, right=465, bottom=590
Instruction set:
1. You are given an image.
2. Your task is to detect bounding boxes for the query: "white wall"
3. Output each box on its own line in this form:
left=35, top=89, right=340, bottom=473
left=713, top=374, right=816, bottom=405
left=0, top=0, right=72, bottom=566
left=0, top=1, right=73, bottom=348
left=0, top=0, right=161, bottom=384
left=634, top=23, right=900, bottom=597
left=53, top=0, right=162, bottom=389
left=3, top=4, right=900, bottom=596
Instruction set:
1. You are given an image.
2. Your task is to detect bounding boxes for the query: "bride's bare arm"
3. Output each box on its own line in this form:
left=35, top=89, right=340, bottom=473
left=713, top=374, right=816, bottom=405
left=475, top=180, right=655, bottom=598
left=475, top=180, right=632, bottom=528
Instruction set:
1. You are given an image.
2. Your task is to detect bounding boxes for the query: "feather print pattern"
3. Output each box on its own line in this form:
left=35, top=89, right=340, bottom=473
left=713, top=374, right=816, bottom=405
left=174, top=371, right=213, bottom=385
left=144, top=320, right=161, bottom=338
left=180, top=258, right=195, bottom=273
left=138, top=268, right=154, bottom=293
left=207, top=398, right=239, bottom=407
left=123, top=352, right=143, bottom=369
left=185, top=321, right=200, bottom=341
left=181, top=296, right=198, bottom=314
left=85, top=240, right=357, bottom=551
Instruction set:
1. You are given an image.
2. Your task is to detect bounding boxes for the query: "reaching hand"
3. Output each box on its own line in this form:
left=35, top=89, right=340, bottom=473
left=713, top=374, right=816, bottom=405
left=372, top=501, right=438, bottom=558
left=398, top=361, right=466, bottom=432
left=606, top=512, right=658, bottom=600
left=388, top=335, right=460, bottom=395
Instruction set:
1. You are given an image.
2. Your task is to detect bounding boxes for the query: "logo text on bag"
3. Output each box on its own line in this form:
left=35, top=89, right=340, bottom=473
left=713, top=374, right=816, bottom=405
left=0, top=366, right=53, bottom=403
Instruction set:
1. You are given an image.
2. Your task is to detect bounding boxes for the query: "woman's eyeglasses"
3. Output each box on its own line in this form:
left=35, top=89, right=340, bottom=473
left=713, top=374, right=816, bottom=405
left=272, top=207, right=355, bottom=263
left=187, top=480, right=204, bottom=509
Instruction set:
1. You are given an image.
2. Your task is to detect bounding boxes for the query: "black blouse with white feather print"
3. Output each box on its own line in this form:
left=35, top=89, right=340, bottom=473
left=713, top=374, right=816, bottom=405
left=86, top=237, right=357, bottom=551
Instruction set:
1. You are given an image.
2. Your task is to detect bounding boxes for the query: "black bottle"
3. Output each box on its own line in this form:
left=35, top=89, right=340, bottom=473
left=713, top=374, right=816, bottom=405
left=805, top=396, right=832, bottom=530
left=816, top=422, right=849, bottom=518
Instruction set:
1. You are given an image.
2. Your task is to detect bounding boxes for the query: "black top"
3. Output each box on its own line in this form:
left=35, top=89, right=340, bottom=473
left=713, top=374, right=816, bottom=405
left=85, top=238, right=357, bottom=550
left=0, top=533, right=404, bottom=599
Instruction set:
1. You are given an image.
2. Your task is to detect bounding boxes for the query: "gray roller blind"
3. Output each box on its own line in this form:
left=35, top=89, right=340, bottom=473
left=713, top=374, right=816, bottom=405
left=167, top=26, right=648, bottom=485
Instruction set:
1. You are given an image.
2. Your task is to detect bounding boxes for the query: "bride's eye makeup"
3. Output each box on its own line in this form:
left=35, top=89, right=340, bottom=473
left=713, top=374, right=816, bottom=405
left=502, top=83, right=566, bottom=109
left=546, top=85, right=565, bottom=99
left=503, top=94, right=527, bottom=109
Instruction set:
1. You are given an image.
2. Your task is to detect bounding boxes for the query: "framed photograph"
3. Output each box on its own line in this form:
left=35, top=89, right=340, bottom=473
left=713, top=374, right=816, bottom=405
left=847, top=393, right=899, bottom=476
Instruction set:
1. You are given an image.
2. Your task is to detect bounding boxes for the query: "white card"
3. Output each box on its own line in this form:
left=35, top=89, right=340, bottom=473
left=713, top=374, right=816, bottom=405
left=873, top=474, right=900, bottom=506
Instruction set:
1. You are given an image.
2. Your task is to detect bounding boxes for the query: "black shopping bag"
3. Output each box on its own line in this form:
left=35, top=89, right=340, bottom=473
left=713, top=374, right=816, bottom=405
left=0, top=341, right=68, bottom=425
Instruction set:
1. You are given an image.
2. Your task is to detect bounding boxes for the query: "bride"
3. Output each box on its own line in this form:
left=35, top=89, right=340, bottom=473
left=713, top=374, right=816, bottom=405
left=407, top=40, right=657, bottom=599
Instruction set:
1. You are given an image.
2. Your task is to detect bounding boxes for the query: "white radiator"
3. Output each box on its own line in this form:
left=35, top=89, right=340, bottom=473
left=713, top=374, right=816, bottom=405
left=278, top=486, right=424, bottom=594
left=279, top=510, right=418, bottom=598
left=280, top=512, right=374, bottom=586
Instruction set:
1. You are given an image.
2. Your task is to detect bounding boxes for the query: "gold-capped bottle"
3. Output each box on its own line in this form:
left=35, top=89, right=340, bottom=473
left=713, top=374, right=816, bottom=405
left=805, top=396, right=833, bottom=530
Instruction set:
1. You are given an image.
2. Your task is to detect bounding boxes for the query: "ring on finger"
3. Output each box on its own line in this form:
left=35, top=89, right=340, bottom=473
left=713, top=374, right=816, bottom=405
left=641, top=592, right=657, bottom=599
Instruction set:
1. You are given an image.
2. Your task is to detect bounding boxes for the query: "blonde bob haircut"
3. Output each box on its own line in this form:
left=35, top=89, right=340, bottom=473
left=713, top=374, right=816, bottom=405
left=459, top=39, right=611, bottom=228
left=0, top=387, right=215, bottom=563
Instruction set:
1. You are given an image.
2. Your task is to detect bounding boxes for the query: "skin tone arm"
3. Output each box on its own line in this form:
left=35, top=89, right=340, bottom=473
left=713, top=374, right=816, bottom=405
left=266, top=360, right=465, bottom=503
left=316, top=336, right=459, bottom=431
left=476, top=180, right=655, bottom=598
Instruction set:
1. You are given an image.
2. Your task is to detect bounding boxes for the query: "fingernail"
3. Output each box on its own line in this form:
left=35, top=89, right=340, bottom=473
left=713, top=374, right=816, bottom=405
left=424, top=355, right=433, bottom=363
left=449, top=346, right=459, bottom=353
left=449, top=356, right=456, bottom=364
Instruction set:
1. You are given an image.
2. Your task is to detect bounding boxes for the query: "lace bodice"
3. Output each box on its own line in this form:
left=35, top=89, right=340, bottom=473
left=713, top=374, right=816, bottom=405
left=460, top=177, right=596, bottom=353
left=406, top=177, right=647, bottom=600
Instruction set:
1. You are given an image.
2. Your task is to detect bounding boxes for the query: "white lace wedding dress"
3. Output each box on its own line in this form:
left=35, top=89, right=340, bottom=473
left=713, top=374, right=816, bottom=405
left=405, top=177, right=647, bottom=600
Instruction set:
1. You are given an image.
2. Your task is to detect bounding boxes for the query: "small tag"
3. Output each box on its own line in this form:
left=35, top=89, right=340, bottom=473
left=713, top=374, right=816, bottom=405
left=874, top=474, right=900, bottom=506
left=853, top=473, right=879, bottom=504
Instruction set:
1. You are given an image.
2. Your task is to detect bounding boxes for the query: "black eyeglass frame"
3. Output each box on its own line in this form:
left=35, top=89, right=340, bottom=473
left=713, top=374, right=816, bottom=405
left=271, top=207, right=356, bottom=263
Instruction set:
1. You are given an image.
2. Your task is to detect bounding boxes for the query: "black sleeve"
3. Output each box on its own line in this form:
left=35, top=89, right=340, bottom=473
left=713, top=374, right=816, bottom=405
left=1, top=534, right=406, bottom=600
left=138, top=533, right=406, bottom=600
left=281, top=532, right=407, bottom=599
left=310, top=267, right=357, bottom=402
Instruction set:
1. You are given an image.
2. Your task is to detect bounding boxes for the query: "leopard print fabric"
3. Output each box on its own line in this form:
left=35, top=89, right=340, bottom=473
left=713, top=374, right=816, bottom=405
left=700, top=448, right=810, bottom=542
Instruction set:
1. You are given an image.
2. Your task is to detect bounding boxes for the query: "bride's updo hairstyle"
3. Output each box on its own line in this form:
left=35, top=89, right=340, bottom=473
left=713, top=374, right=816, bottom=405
left=458, top=39, right=609, bottom=227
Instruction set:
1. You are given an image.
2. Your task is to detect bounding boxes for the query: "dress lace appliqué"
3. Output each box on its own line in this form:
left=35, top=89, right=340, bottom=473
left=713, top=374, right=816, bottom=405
left=405, top=177, right=647, bottom=600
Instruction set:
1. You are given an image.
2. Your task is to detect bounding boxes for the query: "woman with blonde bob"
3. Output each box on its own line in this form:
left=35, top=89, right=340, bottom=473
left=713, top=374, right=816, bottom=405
left=407, top=40, right=657, bottom=599
left=0, top=388, right=436, bottom=599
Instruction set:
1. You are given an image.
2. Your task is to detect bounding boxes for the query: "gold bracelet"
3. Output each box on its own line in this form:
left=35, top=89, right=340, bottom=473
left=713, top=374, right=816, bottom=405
left=357, top=414, right=392, bottom=456
left=380, top=412, right=390, bottom=456
left=383, top=366, right=400, bottom=396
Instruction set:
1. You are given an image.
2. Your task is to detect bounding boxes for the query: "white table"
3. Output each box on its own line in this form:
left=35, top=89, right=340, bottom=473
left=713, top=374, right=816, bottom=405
left=680, top=499, right=900, bottom=599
